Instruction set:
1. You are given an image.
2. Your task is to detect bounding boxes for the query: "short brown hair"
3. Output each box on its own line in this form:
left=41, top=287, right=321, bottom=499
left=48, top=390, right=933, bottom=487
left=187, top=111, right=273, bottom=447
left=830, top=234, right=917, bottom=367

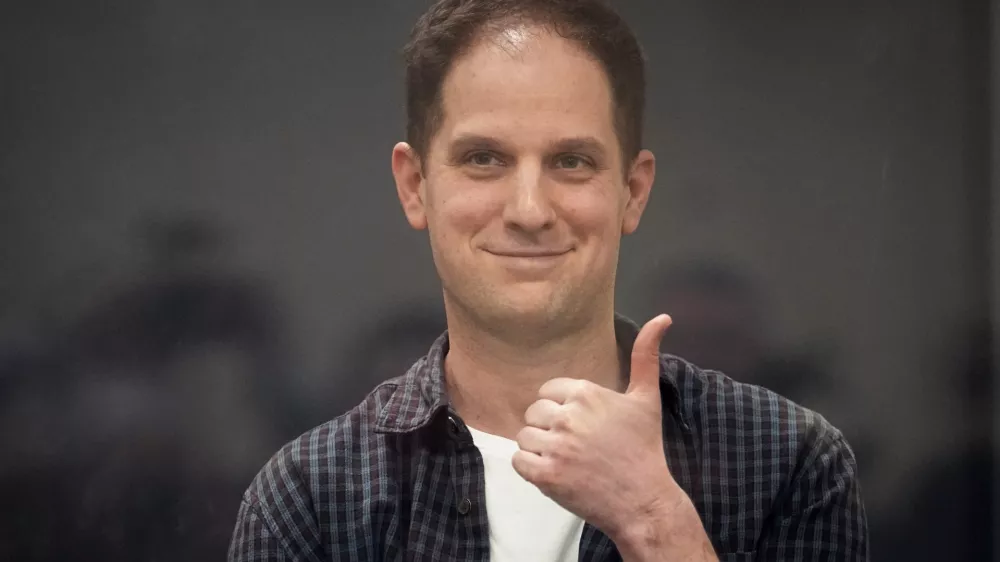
left=403, top=0, right=647, bottom=164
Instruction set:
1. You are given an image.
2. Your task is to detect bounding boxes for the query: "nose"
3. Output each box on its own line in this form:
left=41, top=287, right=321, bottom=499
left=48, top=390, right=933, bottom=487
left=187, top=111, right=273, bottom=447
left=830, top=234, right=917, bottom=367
left=502, top=162, right=556, bottom=233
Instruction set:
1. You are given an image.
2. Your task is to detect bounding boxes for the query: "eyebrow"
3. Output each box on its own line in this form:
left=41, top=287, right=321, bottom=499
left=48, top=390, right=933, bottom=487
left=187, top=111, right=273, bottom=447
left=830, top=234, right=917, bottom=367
left=550, top=136, right=608, bottom=159
left=448, top=134, right=507, bottom=156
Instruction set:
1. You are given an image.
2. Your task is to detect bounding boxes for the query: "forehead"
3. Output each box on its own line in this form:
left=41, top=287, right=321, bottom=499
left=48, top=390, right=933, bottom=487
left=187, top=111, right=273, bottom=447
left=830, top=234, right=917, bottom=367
left=435, top=26, right=617, bottom=149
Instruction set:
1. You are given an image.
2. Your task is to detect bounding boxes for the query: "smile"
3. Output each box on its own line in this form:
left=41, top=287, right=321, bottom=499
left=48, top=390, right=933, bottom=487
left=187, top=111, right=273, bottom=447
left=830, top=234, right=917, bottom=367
left=484, top=249, right=572, bottom=258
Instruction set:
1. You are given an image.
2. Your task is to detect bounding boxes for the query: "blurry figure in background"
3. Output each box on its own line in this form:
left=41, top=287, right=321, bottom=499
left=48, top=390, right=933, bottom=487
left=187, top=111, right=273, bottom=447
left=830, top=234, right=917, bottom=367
left=0, top=217, right=300, bottom=561
left=642, top=260, right=876, bottom=480
left=333, top=306, right=446, bottom=415
left=643, top=260, right=833, bottom=408
left=877, top=317, right=993, bottom=561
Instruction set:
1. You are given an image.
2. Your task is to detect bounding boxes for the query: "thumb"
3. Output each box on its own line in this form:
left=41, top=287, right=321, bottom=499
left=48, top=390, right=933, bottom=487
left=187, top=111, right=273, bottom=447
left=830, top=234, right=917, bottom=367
left=626, top=314, right=673, bottom=396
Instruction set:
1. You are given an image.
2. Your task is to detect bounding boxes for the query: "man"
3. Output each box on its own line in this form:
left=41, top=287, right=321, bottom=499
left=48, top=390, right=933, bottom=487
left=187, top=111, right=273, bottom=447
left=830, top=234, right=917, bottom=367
left=229, top=0, right=868, bottom=560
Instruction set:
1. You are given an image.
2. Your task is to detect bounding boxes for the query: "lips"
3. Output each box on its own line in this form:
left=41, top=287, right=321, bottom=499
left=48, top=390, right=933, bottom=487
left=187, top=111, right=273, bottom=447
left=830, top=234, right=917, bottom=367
left=485, top=249, right=571, bottom=257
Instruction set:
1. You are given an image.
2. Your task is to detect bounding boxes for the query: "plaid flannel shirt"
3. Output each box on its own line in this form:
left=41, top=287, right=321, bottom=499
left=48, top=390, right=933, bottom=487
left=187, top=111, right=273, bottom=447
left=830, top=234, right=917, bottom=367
left=229, top=315, right=868, bottom=561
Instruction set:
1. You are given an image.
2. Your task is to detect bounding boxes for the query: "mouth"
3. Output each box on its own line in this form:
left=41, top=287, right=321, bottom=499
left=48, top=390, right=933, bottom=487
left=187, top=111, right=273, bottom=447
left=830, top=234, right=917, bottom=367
left=484, top=249, right=572, bottom=258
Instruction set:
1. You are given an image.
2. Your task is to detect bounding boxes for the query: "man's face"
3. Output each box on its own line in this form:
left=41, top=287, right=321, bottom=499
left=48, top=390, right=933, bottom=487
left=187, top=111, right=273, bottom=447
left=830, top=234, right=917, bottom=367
left=393, top=27, right=654, bottom=335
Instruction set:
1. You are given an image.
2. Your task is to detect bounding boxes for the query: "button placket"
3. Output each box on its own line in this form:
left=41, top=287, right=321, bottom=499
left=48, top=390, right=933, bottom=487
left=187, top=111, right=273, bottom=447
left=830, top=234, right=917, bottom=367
left=444, top=410, right=489, bottom=558
left=447, top=413, right=476, bottom=517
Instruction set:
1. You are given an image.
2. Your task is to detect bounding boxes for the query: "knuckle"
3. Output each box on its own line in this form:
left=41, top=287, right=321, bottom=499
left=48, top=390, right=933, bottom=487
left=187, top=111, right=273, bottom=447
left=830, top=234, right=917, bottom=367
left=523, top=404, right=536, bottom=424
left=514, top=427, right=531, bottom=447
left=553, top=409, right=574, bottom=431
left=512, top=451, right=531, bottom=473
left=554, top=434, right=579, bottom=460
left=570, top=380, right=597, bottom=403
left=535, top=461, right=557, bottom=486
left=538, top=379, right=559, bottom=397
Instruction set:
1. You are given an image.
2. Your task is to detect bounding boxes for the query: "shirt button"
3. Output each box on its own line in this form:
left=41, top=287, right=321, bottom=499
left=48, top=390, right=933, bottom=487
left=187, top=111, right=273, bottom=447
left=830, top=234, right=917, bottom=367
left=457, top=497, right=472, bottom=515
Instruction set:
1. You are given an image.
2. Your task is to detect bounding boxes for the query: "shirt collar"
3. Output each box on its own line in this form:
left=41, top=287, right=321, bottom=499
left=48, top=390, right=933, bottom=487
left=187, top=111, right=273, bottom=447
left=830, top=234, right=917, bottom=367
left=374, top=313, right=689, bottom=434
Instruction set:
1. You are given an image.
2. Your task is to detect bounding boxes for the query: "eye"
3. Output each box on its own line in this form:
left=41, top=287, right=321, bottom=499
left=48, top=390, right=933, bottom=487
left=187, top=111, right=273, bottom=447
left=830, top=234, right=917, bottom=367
left=465, top=151, right=503, bottom=167
left=554, top=154, right=592, bottom=170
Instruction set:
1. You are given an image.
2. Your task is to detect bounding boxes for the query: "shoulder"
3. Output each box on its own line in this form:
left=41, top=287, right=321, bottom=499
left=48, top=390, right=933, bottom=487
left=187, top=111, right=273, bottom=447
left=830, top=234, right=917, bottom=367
left=664, top=353, right=855, bottom=474
left=662, top=354, right=867, bottom=555
left=239, top=376, right=404, bottom=525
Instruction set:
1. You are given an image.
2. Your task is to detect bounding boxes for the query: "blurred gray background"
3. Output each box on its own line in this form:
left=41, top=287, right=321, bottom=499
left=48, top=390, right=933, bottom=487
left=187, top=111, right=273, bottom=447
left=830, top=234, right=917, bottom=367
left=0, top=0, right=996, bottom=560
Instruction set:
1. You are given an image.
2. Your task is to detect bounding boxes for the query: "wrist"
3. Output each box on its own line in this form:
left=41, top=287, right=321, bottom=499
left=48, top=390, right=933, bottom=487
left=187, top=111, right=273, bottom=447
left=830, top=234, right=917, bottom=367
left=612, top=482, right=716, bottom=562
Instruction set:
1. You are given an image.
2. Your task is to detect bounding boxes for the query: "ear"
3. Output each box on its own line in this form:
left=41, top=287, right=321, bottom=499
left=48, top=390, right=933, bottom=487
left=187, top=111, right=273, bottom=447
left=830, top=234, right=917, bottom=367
left=622, top=149, right=656, bottom=235
left=392, top=142, right=427, bottom=230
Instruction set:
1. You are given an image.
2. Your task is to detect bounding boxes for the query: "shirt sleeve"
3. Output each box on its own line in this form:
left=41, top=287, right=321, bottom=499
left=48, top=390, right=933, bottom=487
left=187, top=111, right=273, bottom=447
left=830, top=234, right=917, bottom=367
left=756, top=427, right=869, bottom=561
left=228, top=496, right=296, bottom=562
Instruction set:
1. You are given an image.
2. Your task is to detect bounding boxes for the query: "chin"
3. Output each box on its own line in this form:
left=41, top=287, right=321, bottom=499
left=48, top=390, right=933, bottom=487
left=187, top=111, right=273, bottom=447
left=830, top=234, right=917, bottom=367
left=445, top=277, right=581, bottom=331
left=498, top=284, right=559, bottom=309
left=484, top=291, right=567, bottom=328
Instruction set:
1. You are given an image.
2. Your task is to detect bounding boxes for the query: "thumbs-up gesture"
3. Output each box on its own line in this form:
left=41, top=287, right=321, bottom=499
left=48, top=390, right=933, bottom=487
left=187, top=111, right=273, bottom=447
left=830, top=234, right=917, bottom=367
left=513, top=315, right=716, bottom=560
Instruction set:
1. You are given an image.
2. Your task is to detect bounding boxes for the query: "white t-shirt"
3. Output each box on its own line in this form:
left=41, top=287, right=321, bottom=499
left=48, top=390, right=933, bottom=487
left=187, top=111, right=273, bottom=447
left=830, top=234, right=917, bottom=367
left=468, top=426, right=585, bottom=562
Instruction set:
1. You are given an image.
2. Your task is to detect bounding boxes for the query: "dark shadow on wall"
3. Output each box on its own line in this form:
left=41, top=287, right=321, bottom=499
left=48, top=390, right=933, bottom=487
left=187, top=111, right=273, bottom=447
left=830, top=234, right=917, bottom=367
left=875, top=317, right=994, bottom=561
left=641, top=260, right=836, bottom=402
left=0, top=217, right=303, bottom=561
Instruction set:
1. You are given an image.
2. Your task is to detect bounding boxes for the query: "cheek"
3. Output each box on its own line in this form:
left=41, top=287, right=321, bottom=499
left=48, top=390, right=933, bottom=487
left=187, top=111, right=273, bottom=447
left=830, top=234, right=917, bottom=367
left=557, top=186, right=625, bottom=239
left=426, top=178, right=504, bottom=240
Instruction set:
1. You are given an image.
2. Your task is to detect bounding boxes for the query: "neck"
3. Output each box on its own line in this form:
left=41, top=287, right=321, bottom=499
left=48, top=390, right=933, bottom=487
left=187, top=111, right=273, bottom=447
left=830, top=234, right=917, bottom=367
left=443, top=302, right=625, bottom=440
